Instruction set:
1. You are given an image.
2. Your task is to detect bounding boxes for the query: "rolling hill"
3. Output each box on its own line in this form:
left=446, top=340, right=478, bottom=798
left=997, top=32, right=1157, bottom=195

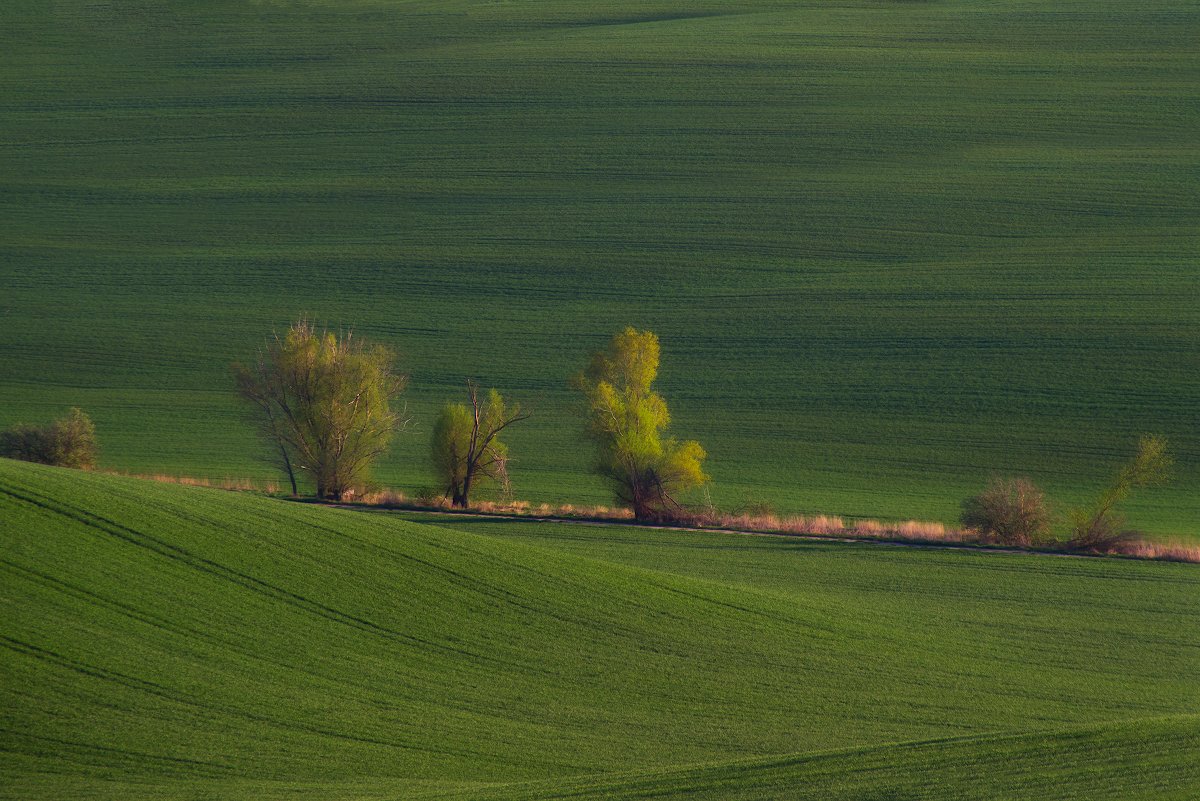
left=2, top=459, right=1197, bottom=798
left=1, top=0, right=1197, bottom=534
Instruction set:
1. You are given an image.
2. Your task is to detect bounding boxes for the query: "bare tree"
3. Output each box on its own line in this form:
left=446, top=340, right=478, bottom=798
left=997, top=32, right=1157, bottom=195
left=960, top=477, right=1050, bottom=546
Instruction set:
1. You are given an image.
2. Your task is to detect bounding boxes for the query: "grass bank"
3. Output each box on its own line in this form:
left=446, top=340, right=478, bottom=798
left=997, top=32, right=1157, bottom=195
left=2, top=459, right=1197, bottom=798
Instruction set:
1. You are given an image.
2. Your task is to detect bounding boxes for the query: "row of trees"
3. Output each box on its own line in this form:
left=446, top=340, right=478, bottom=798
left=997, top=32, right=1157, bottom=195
left=231, top=320, right=1174, bottom=537
left=233, top=321, right=709, bottom=518
left=3, top=320, right=1167, bottom=542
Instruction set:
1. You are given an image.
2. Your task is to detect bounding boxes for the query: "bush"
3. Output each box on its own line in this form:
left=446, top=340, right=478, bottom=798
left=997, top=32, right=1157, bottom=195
left=0, top=407, right=98, bottom=470
left=959, top=477, right=1049, bottom=547
left=1066, top=508, right=1138, bottom=553
left=413, top=487, right=449, bottom=508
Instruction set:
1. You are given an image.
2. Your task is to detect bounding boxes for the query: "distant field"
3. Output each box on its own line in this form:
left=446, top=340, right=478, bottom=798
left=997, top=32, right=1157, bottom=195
left=1, top=0, right=1197, bottom=535
left=3, top=461, right=1198, bottom=799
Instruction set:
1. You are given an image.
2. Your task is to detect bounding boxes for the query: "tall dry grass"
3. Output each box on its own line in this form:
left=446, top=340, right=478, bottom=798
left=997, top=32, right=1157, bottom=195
left=98, top=471, right=1197, bottom=563
left=359, top=489, right=408, bottom=506
left=674, top=509, right=971, bottom=544
left=1112, top=539, right=1200, bottom=563
left=104, top=471, right=274, bottom=493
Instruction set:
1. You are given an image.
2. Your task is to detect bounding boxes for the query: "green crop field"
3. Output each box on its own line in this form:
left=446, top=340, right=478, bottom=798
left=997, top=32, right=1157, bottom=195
left=2, top=460, right=1198, bottom=799
left=1, top=0, right=1197, bottom=536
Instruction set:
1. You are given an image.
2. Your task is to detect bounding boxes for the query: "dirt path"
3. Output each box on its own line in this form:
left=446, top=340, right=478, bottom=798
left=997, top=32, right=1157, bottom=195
left=323, top=503, right=1102, bottom=560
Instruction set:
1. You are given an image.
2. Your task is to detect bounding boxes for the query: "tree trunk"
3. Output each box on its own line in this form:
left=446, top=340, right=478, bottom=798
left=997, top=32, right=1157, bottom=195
left=278, top=441, right=298, bottom=496
left=629, top=482, right=651, bottom=521
left=455, top=469, right=473, bottom=508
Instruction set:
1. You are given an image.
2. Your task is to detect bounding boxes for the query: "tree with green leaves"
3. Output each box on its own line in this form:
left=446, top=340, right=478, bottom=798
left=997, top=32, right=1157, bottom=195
left=233, top=319, right=408, bottom=501
left=431, top=380, right=529, bottom=508
left=574, top=327, right=708, bottom=520
left=1068, top=434, right=1172, bottom=551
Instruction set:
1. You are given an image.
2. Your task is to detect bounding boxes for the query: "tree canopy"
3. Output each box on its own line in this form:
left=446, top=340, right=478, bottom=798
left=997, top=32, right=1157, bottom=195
left=233, top=319, right=408, bottom=500
left=575, top=327, right=708, bottom=520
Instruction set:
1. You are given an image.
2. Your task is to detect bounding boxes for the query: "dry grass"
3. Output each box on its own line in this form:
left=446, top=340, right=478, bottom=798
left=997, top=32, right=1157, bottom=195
left=675, top=509, right=972, bottom=545
left=1112, top=539, right=1200, bottom=564
left=360, top=489, right=407, bottom=506
left=98, top=471, right=1196, bottom=563
left=355, top=493, right=636, bottom=520
left=469, top=500, right=634, bottom=520
left=106, top=471, right=274, bottom=494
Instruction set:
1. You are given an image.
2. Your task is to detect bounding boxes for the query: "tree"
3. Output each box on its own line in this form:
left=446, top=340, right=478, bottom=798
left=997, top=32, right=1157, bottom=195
left=0, top=407, right=98, bottom=470
left=232, top=319, right=408, bottom=501
left=960, top=477, right=1050, bottom=546
left=574, top=327, right=708, bottom=520
left=1068, top=435, right=1172, bottom=552
left=431, top=380, right=529, bottom=508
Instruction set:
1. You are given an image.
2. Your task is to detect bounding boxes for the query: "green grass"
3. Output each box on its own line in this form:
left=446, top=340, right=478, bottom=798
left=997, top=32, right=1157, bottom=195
left=1, top=0, right=1197, bottom=536
left=429, top=718, right=1200, bottom=801
left=2, top=460, right=1198, bottom=798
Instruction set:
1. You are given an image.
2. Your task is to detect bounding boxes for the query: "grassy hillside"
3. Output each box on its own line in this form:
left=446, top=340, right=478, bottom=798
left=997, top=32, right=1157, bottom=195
left=432, top=718, right=1200, bottom=801
left=0, top=0, right=1197, bottom=534
left=2, top=460, right=1198, bottom=798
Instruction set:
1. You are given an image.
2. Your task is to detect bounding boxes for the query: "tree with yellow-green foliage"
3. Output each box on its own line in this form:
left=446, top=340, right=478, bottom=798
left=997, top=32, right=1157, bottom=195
left=233, top=319, right=408, bottom=501
left=574, top=327, right=708, bottom=520
left=432, top=380, right=528, bottom=508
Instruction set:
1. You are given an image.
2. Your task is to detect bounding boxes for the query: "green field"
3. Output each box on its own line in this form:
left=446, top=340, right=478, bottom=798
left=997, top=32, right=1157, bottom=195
left=1, top=460, right=1198, bottom=798
left=2, top=0, right=1198, bottom=535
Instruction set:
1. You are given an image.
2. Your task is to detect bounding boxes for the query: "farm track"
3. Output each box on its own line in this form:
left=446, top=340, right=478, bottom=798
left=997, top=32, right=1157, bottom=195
left=333, top=502, right=1106, bottom=561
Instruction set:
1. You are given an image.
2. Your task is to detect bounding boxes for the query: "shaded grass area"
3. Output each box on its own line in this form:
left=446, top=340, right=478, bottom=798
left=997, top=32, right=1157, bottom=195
left=1, top=461, right=1198, bottom=798
left=431, top=717, right=1200, bottom=801
left=7, top=718, right=1199, bottom=801
left=0, top=0, right=1197, bottom=534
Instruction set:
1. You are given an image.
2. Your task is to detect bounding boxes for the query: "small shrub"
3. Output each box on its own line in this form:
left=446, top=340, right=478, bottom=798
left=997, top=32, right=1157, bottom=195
left=736, top=494, right=776, bottom=518
left=0, top=423, right=52, bottom=464
left=363, top=489, right=407, bottom=506
left=413, top=487, right=449, bottom=508
left=960, top=477, right=1049, bottom=547
left=807, top=515, right=846, bottom=535
left=0, top=408, right=97, bottom=470
left=1066, top=507, right=1138, bottom=553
